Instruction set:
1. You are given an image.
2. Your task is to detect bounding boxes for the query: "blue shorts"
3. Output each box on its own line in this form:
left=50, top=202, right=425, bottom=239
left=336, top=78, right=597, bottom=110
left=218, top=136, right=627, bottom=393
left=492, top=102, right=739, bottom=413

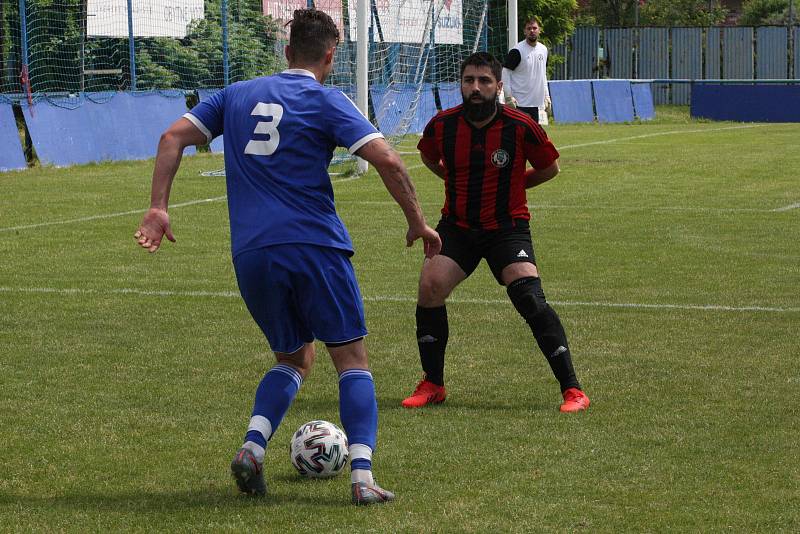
left=233, top=244, right=368, bottom=354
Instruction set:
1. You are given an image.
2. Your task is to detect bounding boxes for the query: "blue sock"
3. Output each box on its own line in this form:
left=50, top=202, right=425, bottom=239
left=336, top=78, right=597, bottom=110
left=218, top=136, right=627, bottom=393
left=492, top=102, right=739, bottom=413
left=338, top=369, right=377, bottom=473
left=244, top=364, right=303, bottom=449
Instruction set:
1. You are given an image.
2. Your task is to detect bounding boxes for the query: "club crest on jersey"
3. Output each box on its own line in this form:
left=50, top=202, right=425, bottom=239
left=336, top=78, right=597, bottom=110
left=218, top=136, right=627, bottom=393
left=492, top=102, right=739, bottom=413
left=491, top=149, right=510, bottom=168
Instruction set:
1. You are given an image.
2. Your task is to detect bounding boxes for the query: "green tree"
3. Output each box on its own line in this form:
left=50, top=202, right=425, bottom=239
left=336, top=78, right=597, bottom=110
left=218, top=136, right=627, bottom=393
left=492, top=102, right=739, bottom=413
left=638, top=0, right=727, bottom=26
left=13, top=0, right=283, bottom=93
left=739, top=0, right=793, bottom=25
left=135, top=0, right=282, bottom=89
left=579, top=0, right=727, bottom=26
left=516, top=0, right=578, bottom=45
left=489, top=0, right=576, bottom=77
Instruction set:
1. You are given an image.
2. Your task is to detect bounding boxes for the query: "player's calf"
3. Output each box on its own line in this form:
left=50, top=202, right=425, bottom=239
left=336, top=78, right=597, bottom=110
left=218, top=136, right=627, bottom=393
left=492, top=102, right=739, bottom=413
left=507, top=276, right=587, bottom=408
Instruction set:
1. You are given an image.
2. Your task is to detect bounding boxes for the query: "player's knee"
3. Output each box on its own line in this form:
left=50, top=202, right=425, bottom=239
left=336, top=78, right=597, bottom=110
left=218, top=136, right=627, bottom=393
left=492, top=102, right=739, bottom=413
left=276, top=346, right=315, bottom=377
left=418, top=274, right=451, bottom=306
left=506, top=276, right=547, bottom=319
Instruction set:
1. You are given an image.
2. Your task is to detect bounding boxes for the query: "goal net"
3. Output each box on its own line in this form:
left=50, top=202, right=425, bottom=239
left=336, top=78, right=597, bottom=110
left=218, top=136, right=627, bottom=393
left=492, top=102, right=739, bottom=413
left=1, top=0, right=505, bottom=171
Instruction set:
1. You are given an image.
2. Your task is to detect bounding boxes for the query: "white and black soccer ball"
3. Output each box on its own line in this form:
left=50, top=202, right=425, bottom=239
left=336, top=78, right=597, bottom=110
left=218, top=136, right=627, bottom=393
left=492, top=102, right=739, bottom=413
left=289, top=420, right=349, bottom=478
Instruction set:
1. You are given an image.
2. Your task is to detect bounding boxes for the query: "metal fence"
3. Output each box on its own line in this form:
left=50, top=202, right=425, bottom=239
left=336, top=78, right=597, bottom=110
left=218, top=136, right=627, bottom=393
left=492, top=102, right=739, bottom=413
left=0, top=0, right=503, bottom=103
left=551, top=25, right=800, bottom=104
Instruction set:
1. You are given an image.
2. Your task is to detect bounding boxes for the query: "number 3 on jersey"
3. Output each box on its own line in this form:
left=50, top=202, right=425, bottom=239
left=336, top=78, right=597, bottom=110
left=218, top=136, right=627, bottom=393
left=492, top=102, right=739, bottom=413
left=244, top=103, right=283, bottom=156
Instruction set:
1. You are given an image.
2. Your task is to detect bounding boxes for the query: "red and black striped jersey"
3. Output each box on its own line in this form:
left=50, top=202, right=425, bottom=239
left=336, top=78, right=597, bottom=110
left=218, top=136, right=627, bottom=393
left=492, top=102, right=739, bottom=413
left=417, top=104, right=559, bottom=230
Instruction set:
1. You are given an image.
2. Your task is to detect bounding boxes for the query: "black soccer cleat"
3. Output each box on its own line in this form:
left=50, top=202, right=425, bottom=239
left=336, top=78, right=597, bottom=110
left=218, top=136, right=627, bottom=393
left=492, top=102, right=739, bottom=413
left=230, top=447, right=267, bottom=496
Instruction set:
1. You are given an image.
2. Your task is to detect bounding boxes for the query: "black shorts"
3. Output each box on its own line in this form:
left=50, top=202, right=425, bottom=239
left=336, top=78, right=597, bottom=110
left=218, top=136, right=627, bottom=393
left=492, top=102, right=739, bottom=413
left=517, top=106, right=540, bottom=123
left=436, top=219, right=537, bottom=285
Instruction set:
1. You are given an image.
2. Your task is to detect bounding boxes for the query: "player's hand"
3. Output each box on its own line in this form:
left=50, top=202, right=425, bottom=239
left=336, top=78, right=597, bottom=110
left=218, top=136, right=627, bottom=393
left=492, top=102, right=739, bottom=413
left=505, top=96, right=518, bottom=109
left=134, top=207, right=175, bottom=253
left=406, top=224, right=441, bottom=259
left=544, top=95, right=552, bottom=112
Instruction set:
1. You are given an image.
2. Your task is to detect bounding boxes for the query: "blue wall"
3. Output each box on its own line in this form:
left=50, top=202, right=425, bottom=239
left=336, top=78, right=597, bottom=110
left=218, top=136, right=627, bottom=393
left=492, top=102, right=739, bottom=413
left=691, top=84, right=800, bottom=122
left=0, top=103, right=27, bottom=171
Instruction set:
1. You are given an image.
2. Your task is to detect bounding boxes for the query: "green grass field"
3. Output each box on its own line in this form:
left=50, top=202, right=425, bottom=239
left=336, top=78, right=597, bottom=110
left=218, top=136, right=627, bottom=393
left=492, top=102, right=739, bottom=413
left=1, top=107, right=799, bottom=532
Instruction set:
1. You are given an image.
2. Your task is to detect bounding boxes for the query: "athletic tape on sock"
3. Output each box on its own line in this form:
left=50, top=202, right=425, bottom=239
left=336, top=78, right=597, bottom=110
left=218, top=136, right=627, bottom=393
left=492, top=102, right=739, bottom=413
left=247, top=415, right=273, bottom=441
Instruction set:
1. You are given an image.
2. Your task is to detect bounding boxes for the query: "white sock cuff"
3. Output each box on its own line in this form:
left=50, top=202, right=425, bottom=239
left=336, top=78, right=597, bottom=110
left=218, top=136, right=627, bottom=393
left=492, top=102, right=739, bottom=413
left=247, top=415, right=273, bottom=441
left=348, top=443, right=373, bottom=461
left=338, top=369, right=373, bottom=383
left=271, top=364, right=303, bottom=389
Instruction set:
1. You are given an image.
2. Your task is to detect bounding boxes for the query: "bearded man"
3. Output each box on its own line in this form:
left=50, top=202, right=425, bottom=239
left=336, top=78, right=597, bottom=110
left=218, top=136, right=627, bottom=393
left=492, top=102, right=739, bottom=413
left=400, top=52, right=591, bottom=414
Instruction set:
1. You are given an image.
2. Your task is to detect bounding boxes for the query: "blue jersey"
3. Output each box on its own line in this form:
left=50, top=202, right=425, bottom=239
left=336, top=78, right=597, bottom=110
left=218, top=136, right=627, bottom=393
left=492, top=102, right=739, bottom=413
left=185, top=70, right=383, bottom=258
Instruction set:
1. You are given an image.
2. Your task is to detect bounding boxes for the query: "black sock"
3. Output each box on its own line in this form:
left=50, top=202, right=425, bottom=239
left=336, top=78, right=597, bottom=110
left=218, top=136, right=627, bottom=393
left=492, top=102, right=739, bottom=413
left=507, top=277, right=581, bottom=393
left=416, top=305, right=448, bottom=386
left=527, top=305, right=580, bottom=392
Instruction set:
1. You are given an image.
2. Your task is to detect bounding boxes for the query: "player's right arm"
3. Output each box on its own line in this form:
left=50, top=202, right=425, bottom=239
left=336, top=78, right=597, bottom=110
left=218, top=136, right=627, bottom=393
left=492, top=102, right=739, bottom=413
left=419, top=151, right=445, bottom=179
left=135, top=117, right=207, bottom=253
left=355, top=138, right=441, bottom=259
left=416, top=119, right=445, bottom=179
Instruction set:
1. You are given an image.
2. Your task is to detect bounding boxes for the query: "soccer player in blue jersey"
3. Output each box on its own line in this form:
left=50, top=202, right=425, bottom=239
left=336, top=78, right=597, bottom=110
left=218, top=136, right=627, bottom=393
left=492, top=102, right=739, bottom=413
left=134, top=8, right=440, bottom=505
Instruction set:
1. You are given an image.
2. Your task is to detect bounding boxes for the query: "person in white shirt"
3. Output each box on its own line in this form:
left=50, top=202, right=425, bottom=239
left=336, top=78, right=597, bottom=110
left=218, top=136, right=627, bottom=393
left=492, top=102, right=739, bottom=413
left=501, top=16, right=551, bottom=124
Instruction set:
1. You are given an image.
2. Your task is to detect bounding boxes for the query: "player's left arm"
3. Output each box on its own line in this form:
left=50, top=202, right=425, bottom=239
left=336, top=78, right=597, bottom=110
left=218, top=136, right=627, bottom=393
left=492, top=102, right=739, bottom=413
left=525, top=160, right=559, bottom=189
left=135, top=117, right=207, bottom=252
left=543, top=48, right=552, bottom=110
left=522, top=120, right=560, bottom=189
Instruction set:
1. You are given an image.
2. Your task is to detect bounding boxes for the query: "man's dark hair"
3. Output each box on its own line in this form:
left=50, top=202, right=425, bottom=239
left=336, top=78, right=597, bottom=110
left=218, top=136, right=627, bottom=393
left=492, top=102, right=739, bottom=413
left=287, top=9, right=340, bottom=64
left=460, top=52, right=502, bottom=82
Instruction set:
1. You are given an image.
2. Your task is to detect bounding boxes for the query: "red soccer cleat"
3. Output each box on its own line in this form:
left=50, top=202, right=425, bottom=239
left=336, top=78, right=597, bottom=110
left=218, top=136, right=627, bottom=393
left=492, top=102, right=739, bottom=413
left=401, top=379, right=447, bottom=408
left=560, top=388, right=591, bottom=413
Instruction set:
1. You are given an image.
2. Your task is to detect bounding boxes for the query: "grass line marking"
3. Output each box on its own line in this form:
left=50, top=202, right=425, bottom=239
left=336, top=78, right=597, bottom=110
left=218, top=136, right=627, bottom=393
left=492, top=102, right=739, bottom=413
left=557, top=124, right=768, bottom=150
left=1, top=286, right=797, bottom=313
left=334, top=200, right=775, bottom=213
left=331, top=163, right=426, bottom=184
left=0, top=196, right=227, bottom=233
left=773, top=202, right=800, bottom=212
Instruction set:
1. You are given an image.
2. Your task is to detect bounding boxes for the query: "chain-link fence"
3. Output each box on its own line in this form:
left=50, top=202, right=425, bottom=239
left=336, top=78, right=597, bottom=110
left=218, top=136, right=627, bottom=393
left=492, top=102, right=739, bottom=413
left=1, top=0, right=511, bottom=103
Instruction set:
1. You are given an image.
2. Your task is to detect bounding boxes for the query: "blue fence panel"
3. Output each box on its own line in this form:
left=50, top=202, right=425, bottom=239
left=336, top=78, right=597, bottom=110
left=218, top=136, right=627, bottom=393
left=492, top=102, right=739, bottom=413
left=605, top=28, right=634, bottom=79
left=592, top=80, right=634, bottom=122
left=437, top=82, right=462, bottom=110
left=549, top=80, right=594, bottom=123
left=795, top=27, right=800, bottom=78
left=370, top=83, right=437, bottom=136
left=672, top=27, right=702, bottom=105
left=705, top=27, right=722, bottom=79
left=411, top=84, right=438, bottom=132
left=22, top=92, right=193, bottom=167
left=196, top=89, right=224, bottom=153
left=637, top=27, right=670, bottom=104
left=756, top=27, right=788, bottom=79
left=691, top=83, right=800, bottom=122
left=550, top=42, right=568, bottom=80
left=723, top=27, right=754, bottom=79
left=570, top=27, right=599, bottom=79
left=631, top=83, right=655, bottom=120
left=0, top=103, right=27, bottom=171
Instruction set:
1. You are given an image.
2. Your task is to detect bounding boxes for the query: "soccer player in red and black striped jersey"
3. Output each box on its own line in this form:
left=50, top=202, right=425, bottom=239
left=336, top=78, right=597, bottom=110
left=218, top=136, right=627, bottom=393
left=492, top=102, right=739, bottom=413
left=401, top=52, right=590, bottom=413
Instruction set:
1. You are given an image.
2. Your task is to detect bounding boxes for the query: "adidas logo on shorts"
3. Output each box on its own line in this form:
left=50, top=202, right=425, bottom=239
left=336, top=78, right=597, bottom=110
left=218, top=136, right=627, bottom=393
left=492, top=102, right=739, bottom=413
left=516, top=249, right=528, bottom=258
